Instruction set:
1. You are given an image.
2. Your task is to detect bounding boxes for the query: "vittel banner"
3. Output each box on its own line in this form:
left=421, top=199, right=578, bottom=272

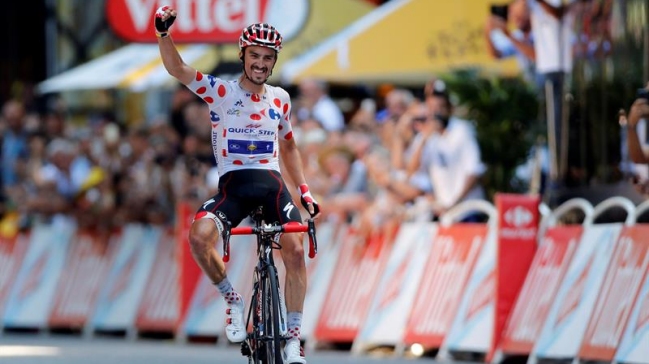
left=106, top=0, right=309, bottom=43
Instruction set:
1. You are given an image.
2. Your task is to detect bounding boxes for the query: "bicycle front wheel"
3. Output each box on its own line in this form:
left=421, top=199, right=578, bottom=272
left=259, top=264, right=283, bottom=364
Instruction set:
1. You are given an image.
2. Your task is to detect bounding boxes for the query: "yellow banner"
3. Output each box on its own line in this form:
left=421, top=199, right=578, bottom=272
left=283, top=0, right=520, bottom=85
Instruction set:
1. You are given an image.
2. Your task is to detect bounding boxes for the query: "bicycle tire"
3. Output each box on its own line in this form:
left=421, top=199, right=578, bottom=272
left=262, top=264, right=283, bottom=364
left=250, top=264, right=283, bottom=364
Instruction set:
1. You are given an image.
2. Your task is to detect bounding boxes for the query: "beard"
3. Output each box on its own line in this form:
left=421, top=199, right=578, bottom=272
left=244, top=66, right=271, bottom=85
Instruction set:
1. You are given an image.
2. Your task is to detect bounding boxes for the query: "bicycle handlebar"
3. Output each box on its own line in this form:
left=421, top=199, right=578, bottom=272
left=222, top=219, right=318, bottom=263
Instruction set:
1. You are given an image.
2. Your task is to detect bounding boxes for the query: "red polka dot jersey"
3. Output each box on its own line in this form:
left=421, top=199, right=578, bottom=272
left=187, top=71, right=294, bottom=175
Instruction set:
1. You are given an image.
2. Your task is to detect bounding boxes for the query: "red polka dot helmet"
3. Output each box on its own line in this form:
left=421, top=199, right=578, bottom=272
left=239, top=23, right=283, bottom=53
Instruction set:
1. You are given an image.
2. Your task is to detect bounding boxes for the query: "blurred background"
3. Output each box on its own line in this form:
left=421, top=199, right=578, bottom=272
left=1, top=0, right=648, bottom=234
left=3, top=1, right=649, bottom=362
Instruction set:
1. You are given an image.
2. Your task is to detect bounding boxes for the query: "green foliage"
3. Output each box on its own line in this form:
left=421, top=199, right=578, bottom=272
left=441, top=69, right=540, bottom=199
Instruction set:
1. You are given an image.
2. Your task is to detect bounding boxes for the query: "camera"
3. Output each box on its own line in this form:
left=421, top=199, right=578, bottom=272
left=637, top=88, right=649, bottom=101
left=490, top=4, right=509, bottom=21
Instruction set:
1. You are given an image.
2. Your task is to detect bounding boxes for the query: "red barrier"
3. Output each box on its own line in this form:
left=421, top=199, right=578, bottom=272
left=49, top=230, right=115, bottom=329
left=497, top=225, right=582, bottom=356
left=136, top=229, right=181, bottom=333
left=176, top=202, right=202, bottom=326
left=402, top=224, right=486, bottom=350
left=578, top=225, right=649, bottom=362
left=313, top=228, right=393, bottom=344
left=0, top=233, right=30, bottom=316
left=487, top=194, right=540, bottom=362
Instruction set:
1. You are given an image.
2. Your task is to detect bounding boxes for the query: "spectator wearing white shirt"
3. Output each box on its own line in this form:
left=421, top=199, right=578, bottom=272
left=527, top=0, right=577, bottom=185
left=296, top=78, right=345, bottom=132
left=422, top=81, right=486, bottom=221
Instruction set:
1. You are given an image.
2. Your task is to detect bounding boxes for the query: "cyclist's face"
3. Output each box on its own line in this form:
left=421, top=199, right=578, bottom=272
left=242, top=46, right=277, bottom=85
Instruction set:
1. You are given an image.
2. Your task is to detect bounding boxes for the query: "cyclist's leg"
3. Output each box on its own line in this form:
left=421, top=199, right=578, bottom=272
left=189, top=172, right=248, bottom=342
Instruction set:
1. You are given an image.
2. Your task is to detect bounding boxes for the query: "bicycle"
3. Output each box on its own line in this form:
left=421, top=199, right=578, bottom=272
left=221, top=206, right=318, bottom=364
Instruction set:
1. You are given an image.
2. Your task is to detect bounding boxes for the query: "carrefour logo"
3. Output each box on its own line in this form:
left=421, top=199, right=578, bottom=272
left=268, top=108, right=281, bottom=120
left=504, top=206, right=533, bottom=227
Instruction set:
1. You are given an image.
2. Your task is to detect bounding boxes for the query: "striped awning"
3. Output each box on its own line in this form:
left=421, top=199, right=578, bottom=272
left=37, top=44, right=218, bottom=94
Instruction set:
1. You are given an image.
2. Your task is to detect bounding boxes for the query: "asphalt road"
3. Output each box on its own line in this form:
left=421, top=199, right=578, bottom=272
left=0, top=333, right=477, bottom=364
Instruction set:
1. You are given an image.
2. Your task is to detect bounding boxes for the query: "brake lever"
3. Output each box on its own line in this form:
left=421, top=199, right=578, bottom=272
left=222, top=220, right=232, bottom=262
left=307, top=219, right=317, bottom=259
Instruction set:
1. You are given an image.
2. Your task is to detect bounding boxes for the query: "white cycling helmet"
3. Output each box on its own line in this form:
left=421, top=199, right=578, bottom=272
left=239, top=23, right=283, bottom=53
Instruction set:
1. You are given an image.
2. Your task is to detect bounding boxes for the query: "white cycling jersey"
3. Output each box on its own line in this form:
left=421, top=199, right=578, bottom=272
left=186, top=71, right=294, bottom=176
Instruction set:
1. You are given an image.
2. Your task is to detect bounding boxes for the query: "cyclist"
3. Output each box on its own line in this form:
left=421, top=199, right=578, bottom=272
left=154, top=6, right=320, bottom=364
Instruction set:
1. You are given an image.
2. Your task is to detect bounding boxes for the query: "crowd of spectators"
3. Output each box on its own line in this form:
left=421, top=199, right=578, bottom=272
left=0, top=74, right=487, bottom=242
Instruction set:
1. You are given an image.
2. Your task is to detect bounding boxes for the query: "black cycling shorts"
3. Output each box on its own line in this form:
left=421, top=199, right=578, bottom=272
left=195, top=169, right=302, bottom=227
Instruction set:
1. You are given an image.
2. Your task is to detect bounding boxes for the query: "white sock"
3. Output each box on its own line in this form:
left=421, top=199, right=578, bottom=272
left=215, top=277, right=241, bottom=305
left=287, top=312, right=302, bottom=340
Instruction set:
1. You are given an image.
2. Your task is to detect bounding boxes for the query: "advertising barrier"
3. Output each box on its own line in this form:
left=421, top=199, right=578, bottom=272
left=495, top=198, right=592, bottom=361
left=438, top=200, right=500, bottom=359
left=485, top=194, right=540, bottom=362
left=49, top=230, right=116, bottom=332
left=89, top=224, right=161, bottom=337
left=613, top=199, right=649, bottom=364
left=301, top=221, right=342, bottom=343
left=313, top=227, right=393, bottom=344
left=529, top=197, right=636, bottom=363
left=578, top=224, right=649, bottom=362
left=402, top=223, right=487, bottom=350
left=0, top=232, right=29, bottom=325
left=352, top=222, right=438, bottom=354
left=2, top=220, right=75, bottom=329
left=135, top=230, right=181, bottom=335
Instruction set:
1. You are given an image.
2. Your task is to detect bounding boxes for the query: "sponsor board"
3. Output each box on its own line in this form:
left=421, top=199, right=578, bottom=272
left=531, top=224, right=622, bottom=360
left=0, top=233, right=30, bottom=317
left=497, top=226, right=582, bottom=356
left=136, top=230, right=181, bottom=333
left=614, top=263, right=649, bottom=364
left=3, top=221, right=75, bottom=328
left=314, top=228, right=393, bottom=343
left=354, top=222, right=438, bottom=351
left=106, top=0, right=309, bottom=43
left=442, top=224, right=497, bottom=354
left=90, top=224, right=161, bottom=331
left=49, top=230, right=116, bottom=329
left=402, top=224, right=486, bottom=349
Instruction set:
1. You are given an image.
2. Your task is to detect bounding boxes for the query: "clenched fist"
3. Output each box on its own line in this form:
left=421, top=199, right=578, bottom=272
left=154, top=6, right=177, bottom=37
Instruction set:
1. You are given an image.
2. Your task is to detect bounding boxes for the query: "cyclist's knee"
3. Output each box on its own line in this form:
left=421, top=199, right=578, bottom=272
left=189, top=213, right=224, bottom=251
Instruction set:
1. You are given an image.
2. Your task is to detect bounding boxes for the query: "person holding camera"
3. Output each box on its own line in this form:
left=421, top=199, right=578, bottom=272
left=625, top=85, right=649, bottom=195
left=419, top=80, right=487, bottom=221
left=485, top=0, right=537, bottom=84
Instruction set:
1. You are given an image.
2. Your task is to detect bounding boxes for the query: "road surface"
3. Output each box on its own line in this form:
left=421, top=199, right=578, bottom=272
left=0, top=333, right=478, bottom=364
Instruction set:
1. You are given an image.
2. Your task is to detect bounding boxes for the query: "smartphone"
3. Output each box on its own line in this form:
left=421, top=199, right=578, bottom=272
left=490, top=4, right=509, bottom=21
left=637, top=88, right=649, bottom=101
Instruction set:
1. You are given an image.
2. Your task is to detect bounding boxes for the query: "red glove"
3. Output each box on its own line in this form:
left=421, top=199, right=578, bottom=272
left=298, top=184, right=320, bottom=217
left=154, top=6, right=176, bottom=37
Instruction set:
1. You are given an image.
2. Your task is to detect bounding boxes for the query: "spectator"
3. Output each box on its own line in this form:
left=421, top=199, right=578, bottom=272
left=1, top=99, right=29, bottom=198
left=484, top=0, right=537, bottom=84
left=625, top=83, right=649, bottom=196
left=421, top=80, right=486, bottom=221
left=375, top=88, right=416, bottom=150
left=26, top=138, right=92, bottom=223
left=527, top=0, right=577, bottom=185
left=296, top=78, right=345, bottom=133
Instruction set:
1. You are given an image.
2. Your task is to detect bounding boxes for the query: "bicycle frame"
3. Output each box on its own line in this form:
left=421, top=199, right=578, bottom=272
left=221, top=206, right=317, bottom=364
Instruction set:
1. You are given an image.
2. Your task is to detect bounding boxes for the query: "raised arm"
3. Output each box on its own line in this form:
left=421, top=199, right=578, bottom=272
left=154, top=6, right=197, bottom=85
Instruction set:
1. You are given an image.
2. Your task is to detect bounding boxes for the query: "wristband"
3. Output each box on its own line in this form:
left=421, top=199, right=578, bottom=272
left=156, top=31, right=169, bottom=38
